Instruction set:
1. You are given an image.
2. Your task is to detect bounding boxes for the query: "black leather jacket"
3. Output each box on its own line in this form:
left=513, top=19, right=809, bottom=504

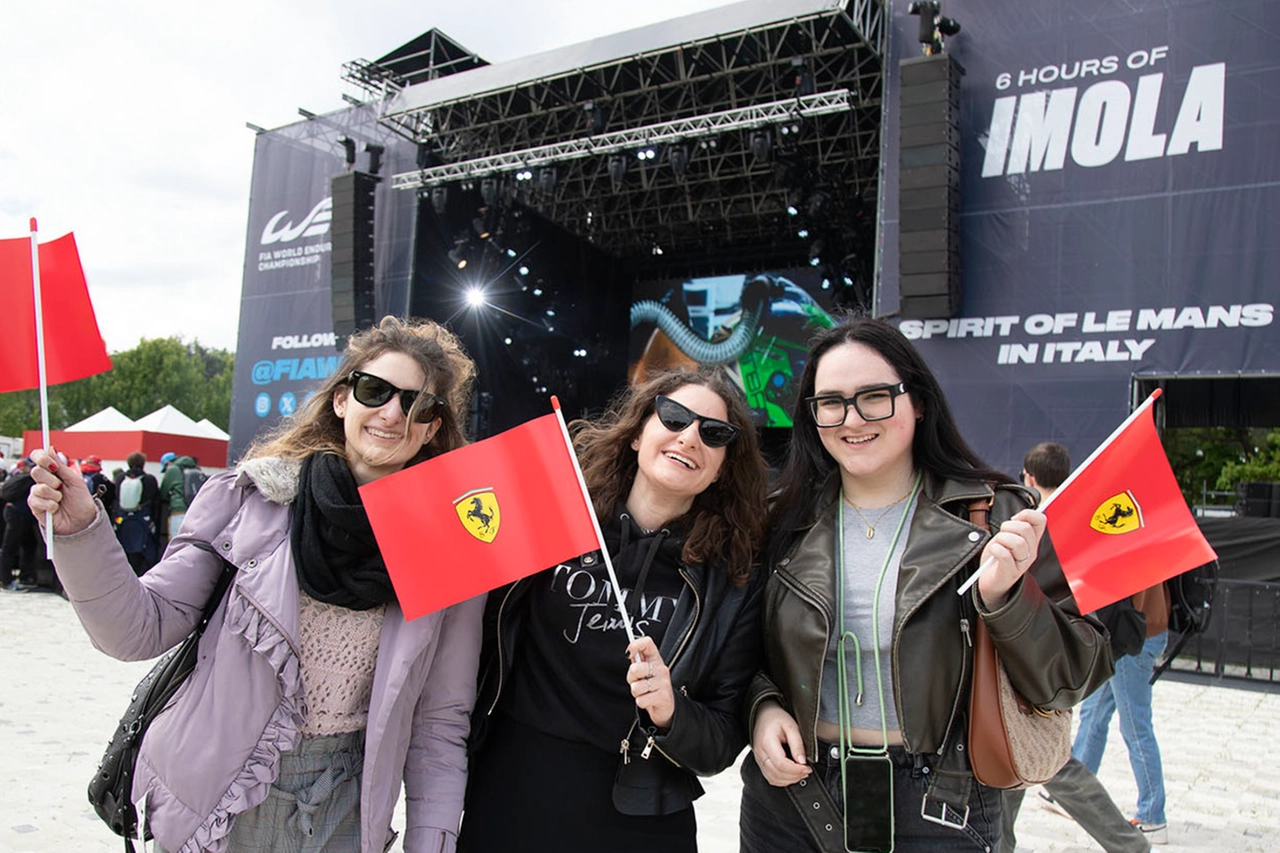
left=748, top=473, right=1113, bottom=806
left=472, top=506, right=764, bottom=815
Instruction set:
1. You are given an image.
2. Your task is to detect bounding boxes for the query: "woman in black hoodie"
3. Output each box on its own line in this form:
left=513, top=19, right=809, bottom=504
left=460, top=368, right=768, bottom=853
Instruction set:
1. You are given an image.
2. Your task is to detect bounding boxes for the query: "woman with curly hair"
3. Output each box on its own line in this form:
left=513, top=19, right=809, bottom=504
left=459, top=368, right=769, bottom=853
left=30, top=316, right=484, bottom=853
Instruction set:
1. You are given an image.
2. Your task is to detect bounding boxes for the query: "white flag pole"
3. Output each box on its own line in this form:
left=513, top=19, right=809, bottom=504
left=956, top=389, right=1164, bottom=597
left=29, top=218, right=54, bottom=561
left=550, top=395, right=637, bottom=643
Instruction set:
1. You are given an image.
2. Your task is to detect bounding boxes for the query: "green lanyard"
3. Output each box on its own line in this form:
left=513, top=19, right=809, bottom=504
left=835, top=472, right=921, bottom=760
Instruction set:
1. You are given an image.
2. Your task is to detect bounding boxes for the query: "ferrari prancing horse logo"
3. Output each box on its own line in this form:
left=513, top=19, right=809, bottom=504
left=1089, top=490, right=1144, bottom=535
left=455, top=488, right=501, bottom=543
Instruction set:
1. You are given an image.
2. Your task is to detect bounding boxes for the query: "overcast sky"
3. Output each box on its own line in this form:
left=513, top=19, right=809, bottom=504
left=1, top=0, right=735, bottom=354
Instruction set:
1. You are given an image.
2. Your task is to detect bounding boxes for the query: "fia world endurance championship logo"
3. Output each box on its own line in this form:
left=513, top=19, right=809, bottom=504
left=454, top=488, right=501, bottom=543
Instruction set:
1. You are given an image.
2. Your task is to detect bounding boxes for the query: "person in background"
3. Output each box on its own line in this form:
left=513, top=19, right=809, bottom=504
left=1000, top=442, right=1150, bottom=853
left=460, top=368, right=769, bottom=853
left=28, top=316, right=484, bottom=853
left=80, top=455, right=116, bottom=514
left=113, top=451, right=162, bottom=575
left=740, top=317, right=1113, bottom=852
left=1074, top=579, right=1173, bottom=845
left=157, top=453, right=198, bottom=540
left=1, top=459, right=39, bottom=591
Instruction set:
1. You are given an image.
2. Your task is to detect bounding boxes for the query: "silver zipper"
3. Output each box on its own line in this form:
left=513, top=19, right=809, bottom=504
left=774, top=568, right=831, bottom=759
left=936, top=617, right=973, bottom=753
left=485, top=582, right=521, bottom=717
left=638, top=568, right=700, bottom=770
left=666, top=567, right=700, bottom=669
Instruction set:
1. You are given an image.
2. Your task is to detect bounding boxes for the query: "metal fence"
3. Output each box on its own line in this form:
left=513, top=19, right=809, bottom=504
left=1170, top=579, right=1280, bottom=684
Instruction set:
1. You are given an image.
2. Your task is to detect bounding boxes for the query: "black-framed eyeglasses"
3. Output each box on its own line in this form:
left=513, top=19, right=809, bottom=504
left=806, top=383, right=908, bottom=427
left=653, top=395, right=741, bottom=448
left=346, top=371, right=444, bottom=423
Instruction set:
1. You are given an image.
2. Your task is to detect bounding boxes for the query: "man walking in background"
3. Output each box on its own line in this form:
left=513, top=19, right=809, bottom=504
left=1000, top=442, right=1152, bottom=853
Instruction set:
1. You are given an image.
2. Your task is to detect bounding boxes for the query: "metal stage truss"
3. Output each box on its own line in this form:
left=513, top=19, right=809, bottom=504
left=348, top=0, right=886, bottom=262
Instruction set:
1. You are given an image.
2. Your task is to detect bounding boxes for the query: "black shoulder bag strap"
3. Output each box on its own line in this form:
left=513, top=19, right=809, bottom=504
left=106, top=541, right=236, bottom=853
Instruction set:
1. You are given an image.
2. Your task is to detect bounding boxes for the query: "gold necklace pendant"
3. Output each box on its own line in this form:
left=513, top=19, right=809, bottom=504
left=847, top=482, right=917, bottom=540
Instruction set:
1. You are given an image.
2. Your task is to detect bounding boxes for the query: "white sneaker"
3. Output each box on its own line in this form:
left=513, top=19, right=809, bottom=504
left=1038, top=791, right=1070, bottom=818
left=1131, top=820, right=1168, bottom=845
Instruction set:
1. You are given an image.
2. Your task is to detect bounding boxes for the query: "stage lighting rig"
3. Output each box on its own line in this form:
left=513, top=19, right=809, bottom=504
left=607, top=154, right=628, bottom=190
left=339, top=137, right=357, bottom=167
left=790, top=58, right=816, bottom=97
left=668, top=144, right=689, bottom=178
left=908, top=1, right=961, bottom=55
left=584, top=101, right=607, bottom=134
left=430, top=186, right=449, bottom=216
left=365, top=143, right=385, bottom=176
left=749, top=130, right=772, bottom=163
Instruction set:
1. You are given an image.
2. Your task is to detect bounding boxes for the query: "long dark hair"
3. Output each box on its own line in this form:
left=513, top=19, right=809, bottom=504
left=571, top=368, right=767, bottom=585
left=768, top=316, right=1013, bottom=564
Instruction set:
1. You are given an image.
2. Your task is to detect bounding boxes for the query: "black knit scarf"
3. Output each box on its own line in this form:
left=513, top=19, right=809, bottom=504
left=290, top=453, right=397, bottom=610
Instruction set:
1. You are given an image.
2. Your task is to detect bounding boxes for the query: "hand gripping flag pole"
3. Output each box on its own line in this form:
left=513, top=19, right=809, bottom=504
left=29, top=218, right=55, bottom=561
left=550, top=395, right=638, bottom=644
left=956, top=389, right=1165, bottom=599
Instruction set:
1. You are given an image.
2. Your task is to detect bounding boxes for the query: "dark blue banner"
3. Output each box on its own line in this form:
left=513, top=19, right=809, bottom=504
left=228, top=107, right=416, bottom=463
left=879, top=0, right=1280, bottom=474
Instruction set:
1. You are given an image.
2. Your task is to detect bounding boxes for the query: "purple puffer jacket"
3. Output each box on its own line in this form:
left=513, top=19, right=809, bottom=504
left=53, top=457, right=484, bottom=853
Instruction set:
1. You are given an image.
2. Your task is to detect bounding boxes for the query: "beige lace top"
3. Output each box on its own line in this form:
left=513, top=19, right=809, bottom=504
left=297, top=592, right=386, bottom=736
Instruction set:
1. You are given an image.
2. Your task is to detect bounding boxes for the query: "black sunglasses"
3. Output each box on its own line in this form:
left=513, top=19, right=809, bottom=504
left=346, top=371, right=444, bottom=423
left=653, top=395, right=741, bottom=448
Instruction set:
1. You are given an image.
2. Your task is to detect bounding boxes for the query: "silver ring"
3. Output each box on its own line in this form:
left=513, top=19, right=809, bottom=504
left=763, top=755, right=772, bottom=764
left=648, top=662, right=655, bottom=678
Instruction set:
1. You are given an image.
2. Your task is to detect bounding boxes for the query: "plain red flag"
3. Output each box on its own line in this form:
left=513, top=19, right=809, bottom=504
left=0, top=232, right=112, bottom=393
left=360, top=411, right=601, bottom=620
left=1043, top=390, right=1217, bottom=614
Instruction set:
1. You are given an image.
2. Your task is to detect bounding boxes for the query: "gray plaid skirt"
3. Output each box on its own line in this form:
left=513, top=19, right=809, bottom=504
left=158, top=729, right=366, bottom=853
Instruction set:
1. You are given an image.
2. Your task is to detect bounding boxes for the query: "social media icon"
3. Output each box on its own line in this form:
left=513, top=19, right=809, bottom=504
left=255, top=393, right=272, bottom=417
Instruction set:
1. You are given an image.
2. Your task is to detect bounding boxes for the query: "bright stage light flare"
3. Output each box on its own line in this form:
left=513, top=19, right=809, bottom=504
left=465, top=287, right=487, bottom=308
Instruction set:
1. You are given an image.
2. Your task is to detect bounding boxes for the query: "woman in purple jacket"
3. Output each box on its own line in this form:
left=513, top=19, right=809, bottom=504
left=29, top=317, right=484, bottom=853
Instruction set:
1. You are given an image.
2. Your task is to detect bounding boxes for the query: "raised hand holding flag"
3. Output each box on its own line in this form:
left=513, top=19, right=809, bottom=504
left=1, top=220, right=113, bottom=561
left=959, top=389, right=1217, bottom=614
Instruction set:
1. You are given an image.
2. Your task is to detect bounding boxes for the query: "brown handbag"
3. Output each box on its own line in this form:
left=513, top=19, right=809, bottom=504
left=964, top=498, right=1072, bottom=790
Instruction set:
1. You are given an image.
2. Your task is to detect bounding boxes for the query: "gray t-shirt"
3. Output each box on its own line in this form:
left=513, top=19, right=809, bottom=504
left=818, top=495, right=918, bottom=735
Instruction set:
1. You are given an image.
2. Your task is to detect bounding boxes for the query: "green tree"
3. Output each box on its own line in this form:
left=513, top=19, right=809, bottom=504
left=0, top=337, right=234, bottom=437
left=1217, top=428, right=1280, bottom=490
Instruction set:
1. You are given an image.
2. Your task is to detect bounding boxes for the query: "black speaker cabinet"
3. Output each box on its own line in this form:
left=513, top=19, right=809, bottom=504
left=898, top=53, right=962, bottom=319
left=331, top=170, right=379, bottom=339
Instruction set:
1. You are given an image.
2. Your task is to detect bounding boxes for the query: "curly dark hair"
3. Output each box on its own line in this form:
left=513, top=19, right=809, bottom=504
left=246, top=316, right=475, bottom=466
left=570, top=368, right=767, bottom=585
left=768, top=315, right=1014, bottom=565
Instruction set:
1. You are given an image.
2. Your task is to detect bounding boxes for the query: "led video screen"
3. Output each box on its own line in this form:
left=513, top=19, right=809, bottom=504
left=628, top=268, right=837, bottom=427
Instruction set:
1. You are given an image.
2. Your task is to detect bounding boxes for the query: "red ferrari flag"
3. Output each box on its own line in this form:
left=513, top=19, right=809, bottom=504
left=0, top=230, right=112, bottom=393
left=360, top=407, right=601, bottom=620
left=1043, top=389, right=1217, bottom=614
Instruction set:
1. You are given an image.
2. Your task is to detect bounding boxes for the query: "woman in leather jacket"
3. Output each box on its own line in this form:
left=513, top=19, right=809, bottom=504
left=739, top=317, right=1113, bottom=852
left=459, top=368, right=768, bottom=853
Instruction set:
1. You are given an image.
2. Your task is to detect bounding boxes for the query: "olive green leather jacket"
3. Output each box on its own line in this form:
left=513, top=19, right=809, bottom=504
left=749, top=473, right=1113, bottom=769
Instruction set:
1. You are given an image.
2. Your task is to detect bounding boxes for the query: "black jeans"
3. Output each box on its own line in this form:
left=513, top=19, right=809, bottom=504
left=1, top=504, right=38, bottom=584
left=740, top=743, right=1001, bottom=853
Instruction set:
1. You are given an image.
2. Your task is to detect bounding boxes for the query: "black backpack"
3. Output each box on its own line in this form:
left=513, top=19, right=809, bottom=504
left=1151, top=559, right=1220, bottom=683
left=182, top=467, right=209, bottom=506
